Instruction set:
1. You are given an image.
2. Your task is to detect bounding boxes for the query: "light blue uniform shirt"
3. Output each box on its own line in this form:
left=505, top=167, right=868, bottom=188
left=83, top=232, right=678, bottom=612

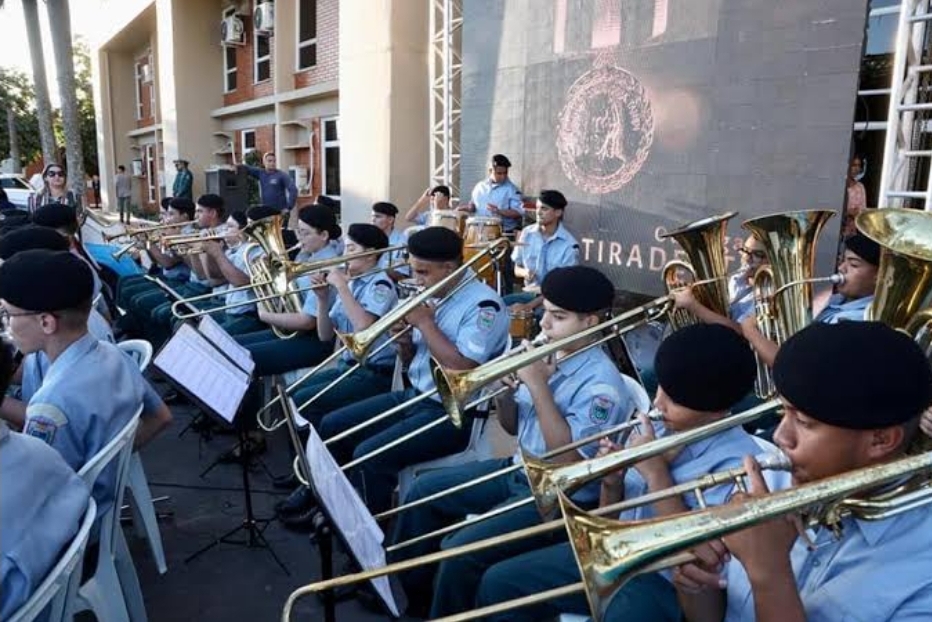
left=330, top=270, right=398, bottom=368
left=727, top=271, right=756, bottom=322
left=723, top=499, right=932, bottom=621
left=299, top=244, right=340, bottom=316
left=514, top=345, right=635, bottom=504
left=470, top=178, right=523, bottom=232
left=814, top=294, right=873, bottom=324
left=408, top=274, right=509, bottom=400
left=379, top=229, right=410, bottom=277
left=511, top=222, right=579, bottom=288
left=0, top=422, right=90, bottom=621
left=22, top=334, right=146, bottom=514
left=222, top=243, right=263, bottom=316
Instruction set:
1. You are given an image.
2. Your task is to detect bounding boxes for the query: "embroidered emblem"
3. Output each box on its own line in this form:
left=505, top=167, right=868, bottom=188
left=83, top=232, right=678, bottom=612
left=477, top=307, right=496, bottom=331
left=589, top=395, right=615, bottom=423
left=373, top=284, right=390, bottom=305
left=25, top=416, right=60, bottom=445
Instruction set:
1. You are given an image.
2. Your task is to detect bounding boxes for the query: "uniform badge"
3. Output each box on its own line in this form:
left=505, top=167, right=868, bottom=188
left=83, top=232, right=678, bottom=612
left=373, top=284, right=390, bottom=305
left=477, top=307, right=496, bottom=331
left=589, top=395, right=615, bottom=423
left=25, top=416, right=60, bottom=445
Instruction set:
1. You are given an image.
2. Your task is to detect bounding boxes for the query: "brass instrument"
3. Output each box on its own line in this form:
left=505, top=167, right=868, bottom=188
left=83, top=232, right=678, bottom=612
left=105, top=221, right=186, bottom=260
left=277, top=418, right=788, bottom=621
left=159, top=226, right=232, bottom=254
left=659, top=212, right=736, bottom=330
left=856, top=208, right=932, bottom=353
left=742, top=210, right=834, bottom=398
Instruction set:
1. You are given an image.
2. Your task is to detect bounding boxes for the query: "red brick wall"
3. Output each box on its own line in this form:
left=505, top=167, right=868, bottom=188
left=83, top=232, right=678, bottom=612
left=135, top=53, right=156, bottom=128
left=223, top=11, right=275, bottom=107
left=294, top=0, right=339, bottom=90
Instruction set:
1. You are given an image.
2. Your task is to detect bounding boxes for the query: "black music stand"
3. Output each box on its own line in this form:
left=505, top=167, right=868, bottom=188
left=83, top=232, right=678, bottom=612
left=152, top=322, right=288, bottom=574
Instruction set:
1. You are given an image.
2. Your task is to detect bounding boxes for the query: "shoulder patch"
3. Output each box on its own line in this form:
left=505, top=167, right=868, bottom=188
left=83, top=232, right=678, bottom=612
left=24, top=403, right=69, bottom=446
left=372, top=282, right=392, bottom=305
left=477, top=307, right=496, bottom=332
left=589, top=395, right=615, bottom=423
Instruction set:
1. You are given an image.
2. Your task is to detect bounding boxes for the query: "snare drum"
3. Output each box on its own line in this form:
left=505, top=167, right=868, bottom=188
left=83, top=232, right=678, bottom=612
left=463, top=217, right=503, bottom=288
left=509, top=308, right=537, bottom=342
left=428, top=210, right=465, bottom=236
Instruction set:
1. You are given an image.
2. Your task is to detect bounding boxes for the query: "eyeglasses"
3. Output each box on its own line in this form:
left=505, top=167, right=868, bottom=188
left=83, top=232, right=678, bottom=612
left=46, top=171, right=65, bottom=178
left=739, top=248, right=767, bottom=260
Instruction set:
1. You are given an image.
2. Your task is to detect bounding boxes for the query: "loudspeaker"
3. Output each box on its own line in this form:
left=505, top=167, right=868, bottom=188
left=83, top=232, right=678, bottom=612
left=205, top=168, right=249, bottom=213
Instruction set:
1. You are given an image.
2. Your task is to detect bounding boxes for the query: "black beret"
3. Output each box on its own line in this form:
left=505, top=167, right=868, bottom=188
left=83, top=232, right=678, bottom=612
left=655, top=324, right=756, bottom=412
left=491, top=154, right=512, bottom=168
left=0, top=249, right=94, bottom=311
left=348, top=223, right=389, bottom=250
left=431, top=185, right=451, bottom=198
left=246, top=205, right=280, bottom=222
left=0, top=226, right=69, bottom=260
left=299, top=205, right=342, bottom=239
left=539, top=190, right=567, bottom=211
left=541, top=266, right=613, bottom=313
left=160, top=197, right=174, bottom=210
left=33, top=204, right=78, bottom=230
left=408, top=226, right=462, bottom=261
left=0, top=209, right=31, bottom=227
left=197, top=194, right=225, bottom=211
left=169, top=198, right=196, bottom=219
left=845, top=233, right=881, bottom=266
left=774, top=322, right=932, bottom=429
left=316, top=195, right=339, bottom=209
left=228, top=211, right=248, bottom=229
left=372, top=202, right=399, bottom=217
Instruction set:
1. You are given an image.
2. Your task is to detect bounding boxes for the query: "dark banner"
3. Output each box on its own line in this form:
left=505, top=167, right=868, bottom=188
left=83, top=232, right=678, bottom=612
left=462, top=0, right=870, bottom=295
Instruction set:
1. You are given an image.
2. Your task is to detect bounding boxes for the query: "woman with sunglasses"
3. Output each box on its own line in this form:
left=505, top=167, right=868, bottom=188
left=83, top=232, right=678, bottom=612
left=30, top=164, right=81, bottom=213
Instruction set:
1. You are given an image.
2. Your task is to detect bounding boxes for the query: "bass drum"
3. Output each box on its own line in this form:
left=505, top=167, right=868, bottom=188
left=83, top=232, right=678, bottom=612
left=427, top=210, right=466, bottom=236
left=463, top=216, right=503, bottom=289
left=508, top=308, right=537, bottom=343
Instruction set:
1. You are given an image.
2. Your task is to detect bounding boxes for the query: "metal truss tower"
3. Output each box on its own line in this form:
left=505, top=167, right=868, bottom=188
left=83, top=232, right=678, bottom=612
left=428, top=0, right=463, bottom=199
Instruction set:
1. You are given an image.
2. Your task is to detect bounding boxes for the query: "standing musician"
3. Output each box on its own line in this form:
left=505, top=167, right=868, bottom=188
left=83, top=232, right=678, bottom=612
left=369, top=201, right=410, bottom=281
left=390, top=265, right=636, bottom=617
left=672, top=234, right=770, bottom=330
left=276, top=224, right=400, bottom=529
left=0, top=250, right=155, bottom=513
left=318, top=226, right=509, bottom=514
left=0, top=342, right=92, bottom=621
left=740, top=233, right=879, bottom=368
left=470, top=323, right=760, bottom=622
left=405, top=185, right=452, bottom=226
left=504, top=190, right=579, bottom=312
left=674, top=321, right=932, bottom=622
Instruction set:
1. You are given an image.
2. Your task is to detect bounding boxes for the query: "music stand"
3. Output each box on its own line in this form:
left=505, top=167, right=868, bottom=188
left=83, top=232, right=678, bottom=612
left=152, top=322, right=288, bottom=574
left=275, top=381, right=401, bottom=621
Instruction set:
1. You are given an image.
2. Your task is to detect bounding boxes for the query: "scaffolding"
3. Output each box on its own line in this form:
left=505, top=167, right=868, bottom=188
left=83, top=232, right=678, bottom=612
left=428, top=0, right=463, bottom=199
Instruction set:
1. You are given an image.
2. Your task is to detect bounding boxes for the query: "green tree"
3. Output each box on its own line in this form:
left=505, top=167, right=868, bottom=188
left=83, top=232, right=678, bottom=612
left=0, top=67, right=41, bottom=171
left=46, top=0, right=86, bottom=199
left=73, top=39, right=98, bottom=175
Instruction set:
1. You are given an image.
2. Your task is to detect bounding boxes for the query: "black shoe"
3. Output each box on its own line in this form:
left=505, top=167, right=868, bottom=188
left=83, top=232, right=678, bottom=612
left=275, top=486, right=315, bottom=518
left=280, top=504, right=322, bottom=533
left=272, top=473, right=299, bottom=490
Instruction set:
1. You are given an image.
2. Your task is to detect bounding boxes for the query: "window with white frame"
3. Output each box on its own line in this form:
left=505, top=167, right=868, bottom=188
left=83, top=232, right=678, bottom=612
left=254, top=2, right=271, bottom=83
left=144, top=143, right=156, bottom=203
left=241, top=129, right=256, bottom=155
left=321, top=117, right=340, bottom=198
left=134, top=60, right=145, bottom=120
left=297, top=0, right=317, bottom=70
left=148, top=53, right=156, bottom=113
left=223, top=7, right=238, bottom=92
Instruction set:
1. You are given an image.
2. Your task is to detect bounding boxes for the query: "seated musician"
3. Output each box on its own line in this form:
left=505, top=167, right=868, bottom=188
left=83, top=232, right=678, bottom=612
left=0, top=250, right=156, bottom=513
left=468, top=323, right=759, bottom=622
left=201, top=206, right=278, bottom=336
left=390, top=265, right=637, bottom=617
left=740, top=233, right=879, bottom=368
left=672, top=234, right=769, bottom=330
left=369, top=201, right=410, bottom=281
left=0, top=342, right=92, bottom=620
left=276, top=224, right=400, bottom=529
left=318, top=226, right=509, bottom=514
left=503, top=189, right=579, bottom=313
left=674, top=321, right=932, bottom=622
left=404, top=185, right=452, bottom=226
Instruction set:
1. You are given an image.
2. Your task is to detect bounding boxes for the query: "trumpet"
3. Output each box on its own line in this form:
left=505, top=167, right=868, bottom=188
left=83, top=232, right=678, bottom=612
left=278, top=430, right=789, bottom=621
left=159, top=227, right=232, bottom=254
left=103, top=220, right=184, bottom=242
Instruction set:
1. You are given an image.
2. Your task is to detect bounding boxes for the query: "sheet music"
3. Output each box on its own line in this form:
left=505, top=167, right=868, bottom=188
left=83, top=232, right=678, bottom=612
left=305, top=426, right=399, bottom=617
left=154, top=324, right=250, bottom=423
left=198, top=315, right=256, bottom=375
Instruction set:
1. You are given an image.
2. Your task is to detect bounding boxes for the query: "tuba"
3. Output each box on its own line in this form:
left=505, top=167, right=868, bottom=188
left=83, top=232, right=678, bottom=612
left=856, top=208, right=932, bottom=354
left=659, top=212, right=735, bottom=330
left=742, top=210, right=835, bottom=398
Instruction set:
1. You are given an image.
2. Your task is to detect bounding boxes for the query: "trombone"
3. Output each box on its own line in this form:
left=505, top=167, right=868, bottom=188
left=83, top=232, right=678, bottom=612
left=278, top=429, right=790, bottom=621
left=432, top=451, right=932, bottom=622
left=158, top=226, right=234, bottom=254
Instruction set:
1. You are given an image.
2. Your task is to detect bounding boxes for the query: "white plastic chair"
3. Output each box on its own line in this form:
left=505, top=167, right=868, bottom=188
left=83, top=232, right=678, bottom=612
left=8, top=499, right=97, bottom=622
left=622, top=374, right=652, bottom=414
left=117, top=340, right=167, bottom=575
left=75, top=409, right=146, bottom=622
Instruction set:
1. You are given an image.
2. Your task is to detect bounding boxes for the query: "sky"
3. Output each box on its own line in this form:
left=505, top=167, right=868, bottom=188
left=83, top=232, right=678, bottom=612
left=0, top=0, right=109, bottom=104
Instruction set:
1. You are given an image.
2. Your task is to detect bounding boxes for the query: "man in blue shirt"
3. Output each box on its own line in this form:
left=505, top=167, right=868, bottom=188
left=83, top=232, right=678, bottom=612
left=318, top=227, right=509, bottom=514
left=405, top=185, right=452, bottom=226
left=674, top=321, right=932, bottom=622
left=467, top=323, right=761, bottom=622
left=172, top=159, right=193, bottom=199
left=369, top=201, right=410, bottom=281
left=238, top=152, right=298, bottom=216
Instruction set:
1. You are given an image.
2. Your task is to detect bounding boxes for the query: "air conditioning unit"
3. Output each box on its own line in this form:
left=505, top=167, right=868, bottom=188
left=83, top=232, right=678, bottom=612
left=221, top=15, right=245, bottom=46
left=254, top=2, right=274, bottom=35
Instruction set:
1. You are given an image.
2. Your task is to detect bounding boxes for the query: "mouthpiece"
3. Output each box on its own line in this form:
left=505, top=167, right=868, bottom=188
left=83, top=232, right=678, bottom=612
left=755, top=452, right=792, bottom=472
left=828, top=273, right=845, bottom=285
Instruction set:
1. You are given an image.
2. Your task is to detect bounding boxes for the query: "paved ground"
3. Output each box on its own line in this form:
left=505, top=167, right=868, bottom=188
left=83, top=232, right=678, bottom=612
left=126, top=378, right=515, bottom=622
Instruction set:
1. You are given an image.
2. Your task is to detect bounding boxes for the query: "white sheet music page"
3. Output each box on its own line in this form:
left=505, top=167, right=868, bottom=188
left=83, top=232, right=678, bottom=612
left=154, top=323, right=250, bottom=424
left=197, top=315, right=256, bottom=375
left=305, top=426, right=399, bottom=617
